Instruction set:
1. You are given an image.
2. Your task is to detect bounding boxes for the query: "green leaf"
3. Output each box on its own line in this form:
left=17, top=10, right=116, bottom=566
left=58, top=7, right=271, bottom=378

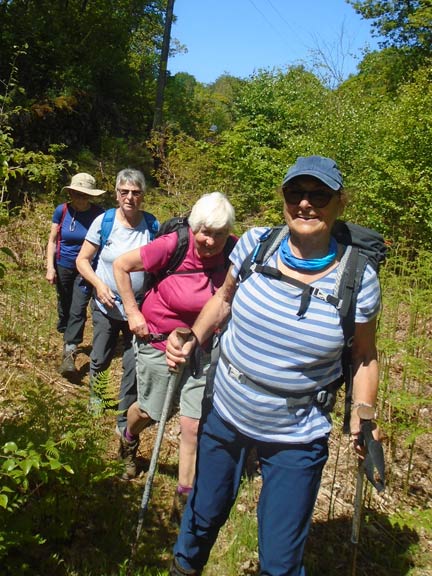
left=3, top=442, right=18, bottom=453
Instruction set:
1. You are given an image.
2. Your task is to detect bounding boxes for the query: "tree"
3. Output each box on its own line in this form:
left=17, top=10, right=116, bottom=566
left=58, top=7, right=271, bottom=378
left=348, top=0, right=432, bottom=53
left=0, top=0, right=167, bottom=153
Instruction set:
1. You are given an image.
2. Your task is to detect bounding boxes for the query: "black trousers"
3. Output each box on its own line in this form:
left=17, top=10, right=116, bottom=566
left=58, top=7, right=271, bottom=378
left=55, top=263, right=91, bottom=345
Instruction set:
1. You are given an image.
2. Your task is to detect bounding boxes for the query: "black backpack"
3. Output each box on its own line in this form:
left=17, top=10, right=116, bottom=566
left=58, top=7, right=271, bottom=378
left=143, top=216, right=237, bottom=295
left=238, top=220, right=387, bottom=434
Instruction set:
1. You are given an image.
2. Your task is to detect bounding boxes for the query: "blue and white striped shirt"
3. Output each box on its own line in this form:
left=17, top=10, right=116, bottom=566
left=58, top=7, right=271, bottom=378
left=213, top=227, right=381, bottom=444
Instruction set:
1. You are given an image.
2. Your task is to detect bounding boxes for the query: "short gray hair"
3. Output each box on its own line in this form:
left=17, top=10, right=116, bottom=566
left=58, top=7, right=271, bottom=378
left=188, top=192, right=235, bottom=232
left=115, top=168, right=146, bottom=192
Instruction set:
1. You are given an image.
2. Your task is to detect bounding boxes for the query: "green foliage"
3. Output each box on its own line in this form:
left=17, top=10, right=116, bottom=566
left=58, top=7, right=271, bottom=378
left=163, top=72, right=243, bottom=139
left=0, top=1, right=167, bottom=156
left=348, top=0, right=432, bottom=54
left=0, top=46, right=73, bottom=211
left=0, top=438, right=74, bottom=512
left=342, top=61, right=432, bottom=245
left=0, top=246, right=17, bottom=279
left=0, top=379, right=119, bottom=574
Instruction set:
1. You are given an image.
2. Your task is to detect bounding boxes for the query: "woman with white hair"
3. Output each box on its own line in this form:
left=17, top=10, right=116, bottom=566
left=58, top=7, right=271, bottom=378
left=113, top=192, right=236, bottom=513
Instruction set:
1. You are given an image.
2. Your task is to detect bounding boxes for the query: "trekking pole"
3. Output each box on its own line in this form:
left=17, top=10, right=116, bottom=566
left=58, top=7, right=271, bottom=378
left=350, top=406, right=385, bottom=575
left=127, top=328, right=192, bottom=574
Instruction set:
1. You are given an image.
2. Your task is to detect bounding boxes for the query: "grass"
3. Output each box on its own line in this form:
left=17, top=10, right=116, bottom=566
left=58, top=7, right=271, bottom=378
left=0, top=201, right=431, bottom=575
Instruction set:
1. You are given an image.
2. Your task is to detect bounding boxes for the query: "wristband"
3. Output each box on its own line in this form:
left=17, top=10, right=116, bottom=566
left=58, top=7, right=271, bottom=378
left=353, top=402, right=376, bottom=420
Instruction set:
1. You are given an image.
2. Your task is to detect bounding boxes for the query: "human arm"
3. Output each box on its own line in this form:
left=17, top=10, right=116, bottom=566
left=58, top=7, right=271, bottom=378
left=113, top=248, right=148, bottom=335
left=350, top=317, right=380, bottom=455
left=165, top=265, right=237, bottom=370
left=76, top=240, right=116, bottom=308
left=46, top=223, right=58, bottom=284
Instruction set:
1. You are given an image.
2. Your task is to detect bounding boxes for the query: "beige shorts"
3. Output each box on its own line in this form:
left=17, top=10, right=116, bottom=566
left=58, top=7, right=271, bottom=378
left=134, top=337, right=209, bottom=421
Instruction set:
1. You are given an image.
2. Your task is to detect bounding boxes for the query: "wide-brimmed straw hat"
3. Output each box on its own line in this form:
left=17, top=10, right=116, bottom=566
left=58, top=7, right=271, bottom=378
left=62, top=173, right=106, bottom=196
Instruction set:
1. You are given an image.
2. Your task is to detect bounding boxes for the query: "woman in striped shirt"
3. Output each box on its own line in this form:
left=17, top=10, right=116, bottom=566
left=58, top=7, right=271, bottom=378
left=166, top=156, right=381, bottom=576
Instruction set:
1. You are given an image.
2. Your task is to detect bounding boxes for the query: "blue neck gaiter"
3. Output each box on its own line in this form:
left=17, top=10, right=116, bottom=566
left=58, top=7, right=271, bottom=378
left=279, top=235, right=337, bottom=271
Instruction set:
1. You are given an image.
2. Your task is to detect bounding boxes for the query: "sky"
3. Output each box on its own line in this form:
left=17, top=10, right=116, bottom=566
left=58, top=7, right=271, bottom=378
left=167, top=0, right=381, bottom=85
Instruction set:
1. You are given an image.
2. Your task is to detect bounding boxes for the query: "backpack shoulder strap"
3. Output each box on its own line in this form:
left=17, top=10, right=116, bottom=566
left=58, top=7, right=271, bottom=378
left=164, top=224, right=190, bottom=276
left=334, top=242, right=373, bottom=434
left=223, top=235, right=238, bottom=269
left=143, top=211, right=160, bottom=240
left=56, top=202, right=69, bottom=261
left=99, top=208, right=116, bottom=249
left=238, top=225, right=288, bottom=282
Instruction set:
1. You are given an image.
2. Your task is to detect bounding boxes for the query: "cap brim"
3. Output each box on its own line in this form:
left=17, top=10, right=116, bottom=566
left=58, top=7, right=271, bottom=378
left=62, top=185, right=106, bottom=196
left=282, top=170, right=341, bottom=190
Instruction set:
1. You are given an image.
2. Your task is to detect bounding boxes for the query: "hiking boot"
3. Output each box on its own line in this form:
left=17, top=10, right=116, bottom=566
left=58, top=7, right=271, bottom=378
left=118, top=433, right=139, bottom=480
left=58, top=345, right=77, bottom=378
left=169, top=557, right=201, bottom=576
left=169, top=489, right=190, bottom=525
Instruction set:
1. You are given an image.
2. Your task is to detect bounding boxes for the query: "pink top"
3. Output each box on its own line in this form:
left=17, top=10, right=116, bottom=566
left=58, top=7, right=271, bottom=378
left=140, top=228, right=233, bottom=350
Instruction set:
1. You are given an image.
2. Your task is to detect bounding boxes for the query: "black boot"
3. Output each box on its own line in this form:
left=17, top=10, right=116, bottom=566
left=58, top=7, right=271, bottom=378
left=169, top=557, right=201, bottom=575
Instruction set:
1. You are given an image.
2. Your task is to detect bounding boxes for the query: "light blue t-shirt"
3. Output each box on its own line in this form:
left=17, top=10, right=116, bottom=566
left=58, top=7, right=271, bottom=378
left=213, top=227, right=381, bottom=444
left=85, top=211, right=153, bottom=320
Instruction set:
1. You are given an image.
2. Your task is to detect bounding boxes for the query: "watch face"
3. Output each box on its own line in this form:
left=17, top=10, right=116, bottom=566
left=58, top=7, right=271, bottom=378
left=357, top=405, right=375, bottom=420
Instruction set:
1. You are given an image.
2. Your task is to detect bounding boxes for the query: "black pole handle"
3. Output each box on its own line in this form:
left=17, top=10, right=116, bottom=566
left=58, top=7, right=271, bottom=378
left=360, top=419, right=385, bottom=492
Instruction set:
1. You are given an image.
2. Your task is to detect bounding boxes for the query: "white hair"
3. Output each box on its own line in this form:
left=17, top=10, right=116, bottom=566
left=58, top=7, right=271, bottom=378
left=188, top=192, right=235, bottom=232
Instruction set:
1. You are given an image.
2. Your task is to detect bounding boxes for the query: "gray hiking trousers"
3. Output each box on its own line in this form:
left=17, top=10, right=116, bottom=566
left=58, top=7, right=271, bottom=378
left=89, top=299, right=137, bottom=429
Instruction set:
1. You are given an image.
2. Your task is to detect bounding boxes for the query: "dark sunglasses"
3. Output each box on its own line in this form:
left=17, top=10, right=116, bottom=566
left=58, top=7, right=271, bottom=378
left=283, top=187, right=337, bottom=208
left=117, top=188, right=142, bottom=198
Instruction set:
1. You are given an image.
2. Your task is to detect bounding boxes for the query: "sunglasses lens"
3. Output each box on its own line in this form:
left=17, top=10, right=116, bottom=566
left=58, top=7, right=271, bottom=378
left=283, top=190, right=303, bottom=205
left=283, top=189, right=334, bottom=208
left=309, top=191, right=333, bottom=208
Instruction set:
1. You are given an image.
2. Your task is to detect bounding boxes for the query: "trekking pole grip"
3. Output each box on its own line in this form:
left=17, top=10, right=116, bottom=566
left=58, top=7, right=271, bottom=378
left=170, top=327, right=194, bottom=373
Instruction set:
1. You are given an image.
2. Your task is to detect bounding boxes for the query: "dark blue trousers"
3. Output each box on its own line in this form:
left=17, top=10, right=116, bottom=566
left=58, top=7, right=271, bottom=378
left=55, top=263, right=91, bottom=345
left=174, top=407, right=328, bottom=576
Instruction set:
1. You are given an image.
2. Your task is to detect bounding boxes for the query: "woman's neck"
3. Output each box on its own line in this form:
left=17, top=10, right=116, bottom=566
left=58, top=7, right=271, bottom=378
left=70, top=201, right=91, bottom=212
left=117, top=207, right=142, bottom=228
left=288, top=233, right=332, bottom=260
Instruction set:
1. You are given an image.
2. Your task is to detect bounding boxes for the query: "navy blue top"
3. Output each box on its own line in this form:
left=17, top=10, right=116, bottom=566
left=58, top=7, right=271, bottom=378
left=52, top=203, right=104, bottom=269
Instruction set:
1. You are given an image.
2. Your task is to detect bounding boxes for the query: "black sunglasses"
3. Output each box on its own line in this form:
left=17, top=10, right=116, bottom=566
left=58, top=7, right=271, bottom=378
left=283, top=187, right=337, bottom=208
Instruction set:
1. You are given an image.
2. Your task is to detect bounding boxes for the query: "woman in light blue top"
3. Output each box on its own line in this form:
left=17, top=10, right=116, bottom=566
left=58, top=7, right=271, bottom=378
left=165, top=156, right=382, bottom=576
left=76, top=168, right=158, bottom=432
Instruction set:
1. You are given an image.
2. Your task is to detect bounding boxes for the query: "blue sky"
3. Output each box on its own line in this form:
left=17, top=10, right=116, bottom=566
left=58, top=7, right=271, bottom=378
left=167, top=0, right=381, bottom=84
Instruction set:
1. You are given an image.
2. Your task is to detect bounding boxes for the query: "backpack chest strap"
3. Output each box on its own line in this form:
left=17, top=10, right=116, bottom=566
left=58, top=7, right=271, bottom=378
left=254, top=264, right=342, bottom=316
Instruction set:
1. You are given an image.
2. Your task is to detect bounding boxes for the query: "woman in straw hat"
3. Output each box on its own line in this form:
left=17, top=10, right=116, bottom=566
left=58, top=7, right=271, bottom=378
left=46, top=172, right=106, bottom=379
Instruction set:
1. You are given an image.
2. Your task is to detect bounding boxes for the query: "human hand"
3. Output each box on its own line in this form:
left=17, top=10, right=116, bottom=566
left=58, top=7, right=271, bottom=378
left=165, top=328, right=196, bottom=371
left=350, top=405, right=381, bottom=458
left=95, top=283, right=116, bottom=308
left=46, top=268, right=56, bottom=284
left=127, top=310, right=149, bottom=337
